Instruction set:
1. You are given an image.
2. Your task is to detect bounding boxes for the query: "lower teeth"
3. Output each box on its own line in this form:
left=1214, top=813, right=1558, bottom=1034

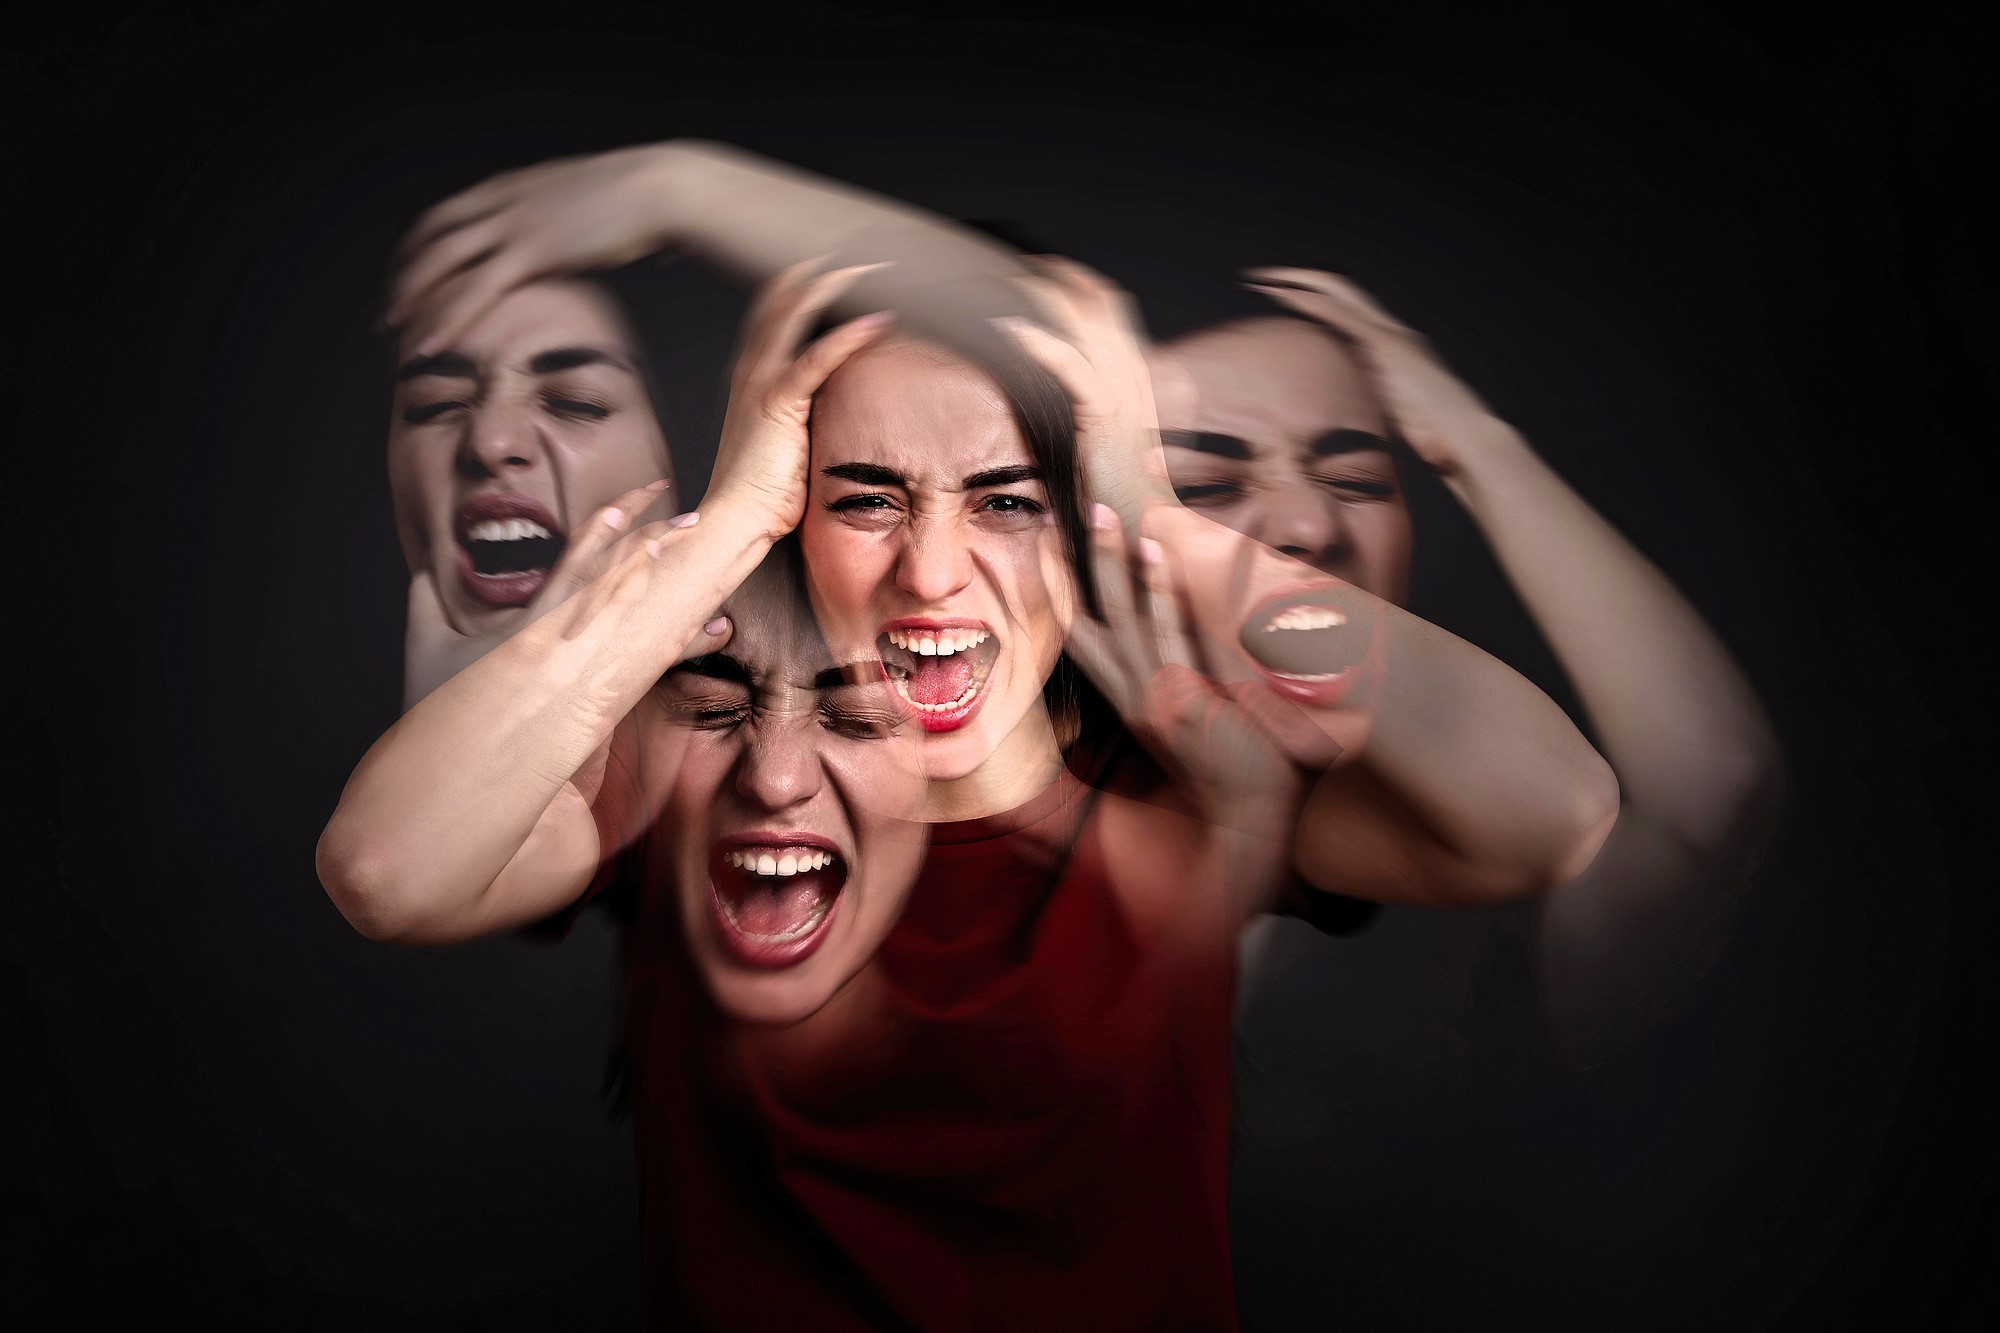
left=894, top=678, right=979, bottom=712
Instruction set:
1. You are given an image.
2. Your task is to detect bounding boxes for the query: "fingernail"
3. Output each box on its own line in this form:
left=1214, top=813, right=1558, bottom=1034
left=643, top=538, right=663, bottom=559
left=704, top=616, right=729, bottom=637
left=603, top=509, right=628, bottom=530
left=669, top=511, right=700, bottom=529
left=852, top=310, right=894, bottom=330
left=1140, top=538, right=1165, bottom=567
left=1092, top=503, right=1118, bottom=532
left=645, top=478, right=672, bottom=492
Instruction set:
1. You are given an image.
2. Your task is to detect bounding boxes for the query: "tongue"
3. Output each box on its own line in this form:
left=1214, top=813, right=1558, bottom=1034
left=733, top=878, right=826, bottom=937
left=908, top=653, right=974, bottom=705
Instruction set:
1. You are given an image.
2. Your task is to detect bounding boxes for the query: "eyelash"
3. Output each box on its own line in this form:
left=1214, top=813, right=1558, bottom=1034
left=824, top=493, right=1045, bottom=516
left=399, top=394, right=614, bottom=426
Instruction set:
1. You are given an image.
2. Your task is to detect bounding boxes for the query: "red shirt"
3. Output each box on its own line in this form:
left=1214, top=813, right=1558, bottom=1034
left=613, top=766, right=1241, bottom=1331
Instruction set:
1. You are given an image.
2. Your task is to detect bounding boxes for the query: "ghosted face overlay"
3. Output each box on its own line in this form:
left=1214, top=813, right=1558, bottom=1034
left=388, top=280, right=673, bottom=636
left=800, top=338, right=1077, bottom=788
left=643, top=554, right=928, bottom=1025
left=1162, top=317, right=1412, bottom=606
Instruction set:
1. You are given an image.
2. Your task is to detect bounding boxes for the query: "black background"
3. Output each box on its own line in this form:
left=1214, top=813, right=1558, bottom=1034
left=4, top=2, right=1988, bottom=1328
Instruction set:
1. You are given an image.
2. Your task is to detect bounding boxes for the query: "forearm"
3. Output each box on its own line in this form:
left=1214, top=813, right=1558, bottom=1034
left=1447, top=424, right=1782, bottom=852
left=319, top=500, right=774, bottom=938
left=1321, top=605, right=1620, bottom=900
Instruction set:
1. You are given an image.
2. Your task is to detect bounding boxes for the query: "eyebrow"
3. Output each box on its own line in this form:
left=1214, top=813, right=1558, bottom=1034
left=1161, top=429, right=1251, bottom=461
left=397, top=351, right=477, bottom=382
left=528, top=346, right=631, bottom=375
left=810, top=661, right=888, bottom=691
left=669, top=653, right=751, bottom=685
left=1309, top=428, right=1395, bottom=458
left=819, top=462, right=1043, bottom=489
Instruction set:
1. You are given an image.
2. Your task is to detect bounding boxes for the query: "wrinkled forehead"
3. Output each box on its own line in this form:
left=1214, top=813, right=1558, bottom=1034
left=1164, top=318, right=1381, bottom=439
left=719, top=552, right=839, bottom=680
left=811, top=337, right=1026, bottom=471
left=395, top=278, right=639, bottom=368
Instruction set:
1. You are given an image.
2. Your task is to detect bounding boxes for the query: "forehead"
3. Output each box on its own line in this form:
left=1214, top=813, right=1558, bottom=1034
left=1166, top=319, right=1381, bottom=442
left=718, top=571, right=835, bottom=681
left=812, top=339, right=1028, bottom=475
left=398, top=280, right=635, bottom=366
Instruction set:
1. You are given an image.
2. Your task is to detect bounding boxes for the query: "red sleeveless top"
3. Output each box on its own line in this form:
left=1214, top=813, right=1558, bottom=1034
left=613, top=765, right=1242, bottom=1330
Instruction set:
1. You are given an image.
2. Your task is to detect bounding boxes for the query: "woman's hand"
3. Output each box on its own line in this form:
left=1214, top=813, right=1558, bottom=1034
left=996, top=256, right=1176, bottom=524
left=1242, top=267, right=1518, bottom=482
left=387, top=144, right=691, bottom=355
left=1066, top=502, right=1305, bottom=907
left=706, top=259, right=894, bottom=541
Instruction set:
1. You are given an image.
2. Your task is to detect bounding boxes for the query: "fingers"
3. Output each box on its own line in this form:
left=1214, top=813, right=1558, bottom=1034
left=533, top=480, right=674, bottom=612
left=775, top=310, right=895, bottom=406
left=402, top=244, right=538, bottom=357
left=735, top=259, right=891, bottom=392
left=1135, top=529, right=1196, bottom=678
left=680, top=614, right=733, bottom=661
left=387, top=217, right=502, bottom=328
left=1241, top=267, right=1409, bottom=342
left=992, top=315, right=1099, bottom=414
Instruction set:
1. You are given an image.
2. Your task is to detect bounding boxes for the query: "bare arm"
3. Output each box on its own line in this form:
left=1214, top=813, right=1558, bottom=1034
left=1246, top=269, right=1782, bottom=1051
left=1008, top=259, right=1619, bottom=914
left=322, top=265, right=890, bottom=944
left=387, top=140, right=1035, bottom=356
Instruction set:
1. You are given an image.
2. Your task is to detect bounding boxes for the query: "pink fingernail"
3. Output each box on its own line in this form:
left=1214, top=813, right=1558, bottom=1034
left=1092, top=503, right=1118, bottom=532
left=1140, top=538, right=1165, bottom=566
left=645, top=478, right=672, bottom=492
left=643, top=538, right=663, bottom=559
left=669, top=511, right=700, bottom=529
left=603, top=509, right=628, bottom=530
left=704, top=617, right=729, bottom=637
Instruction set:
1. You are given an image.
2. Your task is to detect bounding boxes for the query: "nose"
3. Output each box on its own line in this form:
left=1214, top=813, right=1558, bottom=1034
left=894, top=515, right=976, bottom=604
left=733, top=718, right=825, bottom=814
left=455, top=398, right=543, bottom=480
left=1258, top=485, right=1346, bottom=573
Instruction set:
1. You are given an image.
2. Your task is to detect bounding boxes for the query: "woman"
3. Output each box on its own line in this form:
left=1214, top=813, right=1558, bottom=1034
left=333, top=196, right=1616, bottom=1325
left=1155, top=275, right=1784, bottom=1055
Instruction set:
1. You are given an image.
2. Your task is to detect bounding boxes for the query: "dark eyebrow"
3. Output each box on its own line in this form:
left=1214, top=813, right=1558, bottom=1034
left=669, top=653, right=752, bottom=685
left=528, top=346, right=631, bottom=375
left=1161, top=429, right=1251, bottom=461
left=823, top=462, right=906, bottom=486
left=963, top=465, right=1041, bottom=489
left=397, top=351, right=477, bottom=382
left=810, top=661, right=886, bottom=691
left=1309, top=428, right=1394, bottom=458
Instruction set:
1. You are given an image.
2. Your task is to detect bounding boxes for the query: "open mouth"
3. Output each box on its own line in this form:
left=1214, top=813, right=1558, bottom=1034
left=454, top=494, right=567, bottom=608
left=1239, top=584, right=1369, bottom=707
left=875, top=620, right=1002, bottom=734
left=708, top=834, right=847, bottom=968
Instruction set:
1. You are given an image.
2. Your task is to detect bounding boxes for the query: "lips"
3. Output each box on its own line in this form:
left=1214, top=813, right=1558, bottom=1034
left=453, top=493, right=566, bottom=608
left=1238, top=583, right=1371, bottom=708
left=707, top=833, right=847, bottom=968
left=876, top=618, right=1000, bottom=734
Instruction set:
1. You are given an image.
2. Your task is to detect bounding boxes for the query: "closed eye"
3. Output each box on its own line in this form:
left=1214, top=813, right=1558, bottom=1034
left=402, top=400, right=468, bottom=425
left=1173, top=479, right=1246, bottom=507
left=543, top=395, right=612, bottom=421
left=1315, top=475, right=1398, bottom=499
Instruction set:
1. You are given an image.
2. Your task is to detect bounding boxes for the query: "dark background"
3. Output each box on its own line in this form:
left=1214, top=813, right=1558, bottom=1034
left=4, top=2, right=1987, bottom=1328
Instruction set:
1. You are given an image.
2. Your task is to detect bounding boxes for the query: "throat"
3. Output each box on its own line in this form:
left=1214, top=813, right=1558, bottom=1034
left=923, top=704, right=1065, bottom=823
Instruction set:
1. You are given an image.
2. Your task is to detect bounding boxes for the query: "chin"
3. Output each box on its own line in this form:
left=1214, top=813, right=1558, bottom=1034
left=706, top=965, right=844, bottom=1026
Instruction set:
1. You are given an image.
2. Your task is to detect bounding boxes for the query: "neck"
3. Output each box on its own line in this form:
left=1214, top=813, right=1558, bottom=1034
left=923, top=702, right=1065, bottom=823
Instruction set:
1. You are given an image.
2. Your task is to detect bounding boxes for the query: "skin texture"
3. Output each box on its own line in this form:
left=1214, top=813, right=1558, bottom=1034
left=1160, top=317, right=1412, bottom=606
left=1206, top=270, right=1782, bottom=1058
left=801, top=337, right=1077, bottom=821
left=641, top=553, right=929, bottom=1025
left=391, top=280, right=674, bottom=705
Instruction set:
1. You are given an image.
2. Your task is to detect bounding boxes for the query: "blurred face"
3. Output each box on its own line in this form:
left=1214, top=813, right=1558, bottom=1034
left=1161, top=318, right=1412, bottom=606
left=388, top=280, right=673, bottom=637
left=801, top=339, right=1076, bottom=787
left=643, top=558, right=927, bottom=1025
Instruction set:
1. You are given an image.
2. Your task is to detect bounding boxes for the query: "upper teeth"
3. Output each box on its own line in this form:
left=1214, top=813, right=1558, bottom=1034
left=886, top=628, right=990, bottom=656
left=1264, top=605, right=1346, bottom=632
left=467, top=518, right=554, bottom=543
left=726, top=848, right=837, bottom=877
